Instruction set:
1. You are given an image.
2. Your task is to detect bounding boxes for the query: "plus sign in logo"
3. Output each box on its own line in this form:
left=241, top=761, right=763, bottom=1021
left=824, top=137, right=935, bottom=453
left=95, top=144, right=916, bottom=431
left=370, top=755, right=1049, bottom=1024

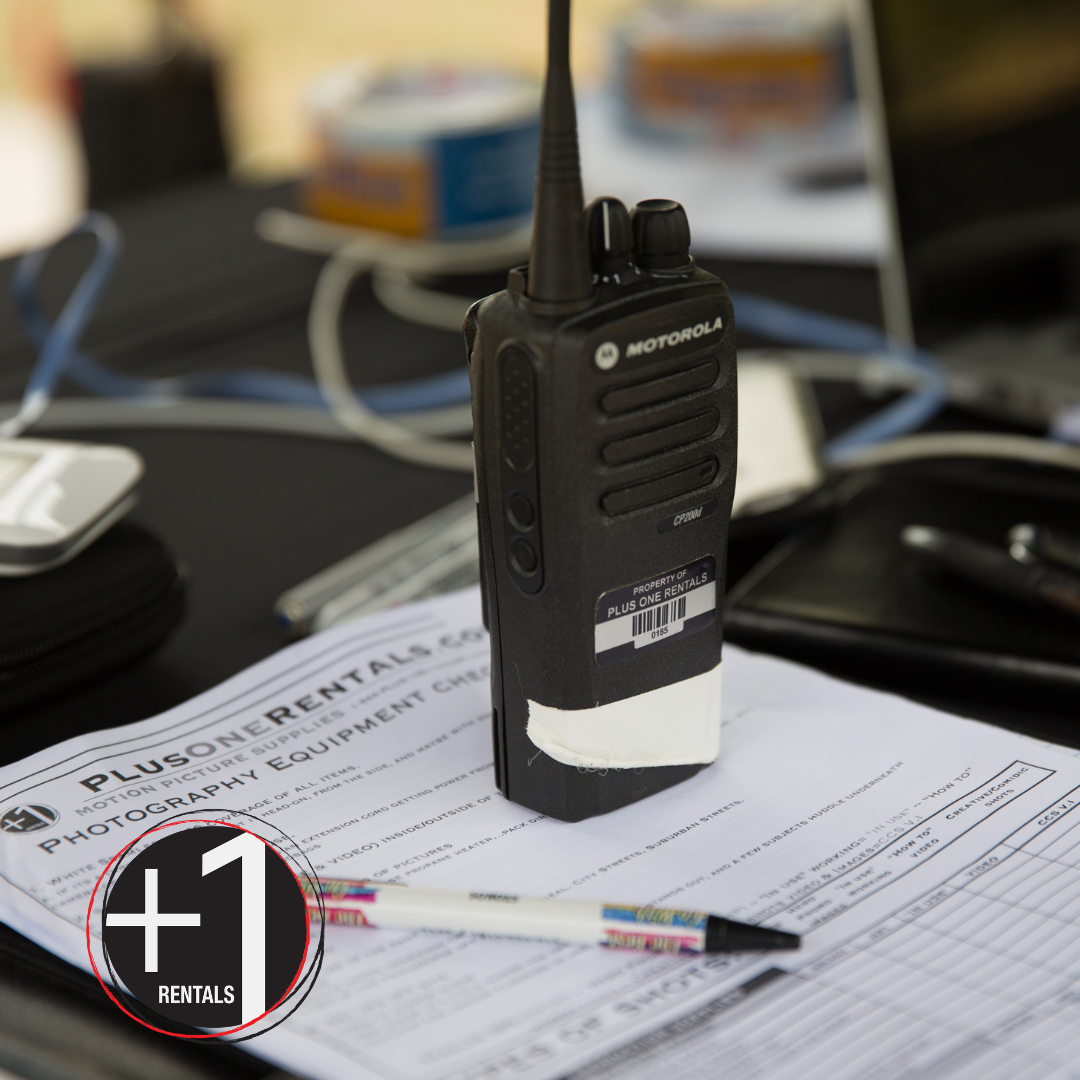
left=1, top=804, right=59, bottom=833
left=90, top=819, right=321, bottom=1038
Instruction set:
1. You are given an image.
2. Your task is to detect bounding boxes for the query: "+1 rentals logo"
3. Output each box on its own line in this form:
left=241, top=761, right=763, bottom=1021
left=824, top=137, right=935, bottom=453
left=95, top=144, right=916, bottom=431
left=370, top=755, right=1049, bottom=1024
left=87, top=817, right=321, bottom=1039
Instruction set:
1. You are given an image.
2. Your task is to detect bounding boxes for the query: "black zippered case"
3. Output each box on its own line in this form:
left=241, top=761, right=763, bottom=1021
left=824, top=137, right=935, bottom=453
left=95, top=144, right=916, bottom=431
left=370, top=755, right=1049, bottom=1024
left=0, top=522, right=185, bottom=716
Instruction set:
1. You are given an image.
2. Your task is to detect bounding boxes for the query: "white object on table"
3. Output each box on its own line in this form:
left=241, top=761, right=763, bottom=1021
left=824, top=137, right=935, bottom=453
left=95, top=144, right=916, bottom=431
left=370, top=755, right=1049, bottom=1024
left=733, top=357, right=824, bottom=516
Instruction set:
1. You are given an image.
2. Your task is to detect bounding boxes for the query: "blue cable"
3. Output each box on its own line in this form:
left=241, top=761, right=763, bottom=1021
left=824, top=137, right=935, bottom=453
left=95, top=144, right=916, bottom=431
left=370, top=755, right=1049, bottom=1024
left=7, top=212, right=122, bottom=432
left=10, top=214, right=473, bottom=421
left=729, top=290, right=949, bottom=462
left=10, top=215, right=947, bottom=456
left=58, top=355, right=473, bottom=414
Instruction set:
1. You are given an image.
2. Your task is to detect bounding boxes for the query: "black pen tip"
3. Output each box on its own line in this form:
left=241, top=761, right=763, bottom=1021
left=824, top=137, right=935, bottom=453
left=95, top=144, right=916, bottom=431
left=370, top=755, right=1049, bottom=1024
left=705, top=916, right=800, bottom=953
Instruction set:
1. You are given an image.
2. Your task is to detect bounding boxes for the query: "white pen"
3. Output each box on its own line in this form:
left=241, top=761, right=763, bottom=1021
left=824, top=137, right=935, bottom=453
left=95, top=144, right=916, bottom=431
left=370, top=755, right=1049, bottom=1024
left=303, top=878, right=799, bottom=955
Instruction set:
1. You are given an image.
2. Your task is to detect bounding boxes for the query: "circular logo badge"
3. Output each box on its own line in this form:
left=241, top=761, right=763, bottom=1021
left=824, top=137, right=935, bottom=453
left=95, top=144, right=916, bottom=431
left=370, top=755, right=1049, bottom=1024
left=1, top=804, right=59, bottom=833
left=594, top=341, right=620, bottom=370
left=99, top=824, right=310, bottom=1033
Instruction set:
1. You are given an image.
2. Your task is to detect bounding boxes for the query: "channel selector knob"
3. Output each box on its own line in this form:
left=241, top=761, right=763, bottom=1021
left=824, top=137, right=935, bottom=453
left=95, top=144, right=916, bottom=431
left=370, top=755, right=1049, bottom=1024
left=630, top=199, right=692, bottom=270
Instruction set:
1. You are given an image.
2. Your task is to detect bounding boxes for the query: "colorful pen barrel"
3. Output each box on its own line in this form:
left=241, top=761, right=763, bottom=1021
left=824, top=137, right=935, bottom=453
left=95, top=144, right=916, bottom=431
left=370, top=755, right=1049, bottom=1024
left=302, top=878, right=799, bottom=954
left=303, top=879, right=708, bottom=952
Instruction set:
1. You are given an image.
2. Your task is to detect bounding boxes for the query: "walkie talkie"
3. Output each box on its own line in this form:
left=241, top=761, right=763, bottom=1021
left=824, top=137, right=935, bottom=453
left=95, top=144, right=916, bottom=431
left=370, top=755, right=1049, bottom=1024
left=466, top=0, right=737, bottom=822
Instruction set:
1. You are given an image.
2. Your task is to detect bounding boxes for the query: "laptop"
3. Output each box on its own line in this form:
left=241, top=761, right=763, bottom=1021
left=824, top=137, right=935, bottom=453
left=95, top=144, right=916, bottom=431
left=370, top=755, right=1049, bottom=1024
left=851, top=0, right=1080, bottom=428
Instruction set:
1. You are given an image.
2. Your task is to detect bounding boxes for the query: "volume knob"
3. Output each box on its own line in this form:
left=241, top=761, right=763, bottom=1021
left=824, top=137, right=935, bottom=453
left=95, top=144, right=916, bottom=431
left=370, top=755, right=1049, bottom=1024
left=586, top=196, right=633, bottom=280
left=630, top=199, right=692, bottom=271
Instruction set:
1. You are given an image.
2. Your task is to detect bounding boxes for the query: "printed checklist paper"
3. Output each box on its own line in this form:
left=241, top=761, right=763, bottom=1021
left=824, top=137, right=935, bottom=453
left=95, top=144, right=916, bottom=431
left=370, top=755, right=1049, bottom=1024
left=3, top=587, right=1080, bottom=1079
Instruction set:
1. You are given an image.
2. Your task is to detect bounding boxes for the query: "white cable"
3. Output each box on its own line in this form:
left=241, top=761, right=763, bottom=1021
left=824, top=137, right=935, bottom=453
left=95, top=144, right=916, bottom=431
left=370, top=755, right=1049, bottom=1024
left=11, top=403, right=1079, bottom=484
left=308, top=243, right=475, bottom=471
left=749, top=348, right=922, bottom=393
left=0, top=388, right=49, bottom=439
left=259, top=208, right=536, bottom=470
left=831, top=432, right=1080, bottom=474
left=371, top=267, right=474, bottom=332
left=0, top=398, right=473, bottom=439
left=25, top=209, right=1073, bottom=480
left=257, top=208, right=532, bottom=272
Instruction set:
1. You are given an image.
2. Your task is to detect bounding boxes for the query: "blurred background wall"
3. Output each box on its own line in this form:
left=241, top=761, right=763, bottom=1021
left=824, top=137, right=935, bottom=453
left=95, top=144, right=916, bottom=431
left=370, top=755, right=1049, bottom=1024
left=0, top=0, right=838, bottom=180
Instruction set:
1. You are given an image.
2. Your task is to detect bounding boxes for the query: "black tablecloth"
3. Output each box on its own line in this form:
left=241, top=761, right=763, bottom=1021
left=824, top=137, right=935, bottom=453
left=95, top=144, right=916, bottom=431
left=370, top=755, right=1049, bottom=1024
left=0, top=176, right=1051, bottom=1080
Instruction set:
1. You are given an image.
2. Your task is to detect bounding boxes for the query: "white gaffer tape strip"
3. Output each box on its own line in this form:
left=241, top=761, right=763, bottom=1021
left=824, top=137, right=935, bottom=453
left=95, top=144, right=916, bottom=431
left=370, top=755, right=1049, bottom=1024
left=526, top=662, right=722, bottom=770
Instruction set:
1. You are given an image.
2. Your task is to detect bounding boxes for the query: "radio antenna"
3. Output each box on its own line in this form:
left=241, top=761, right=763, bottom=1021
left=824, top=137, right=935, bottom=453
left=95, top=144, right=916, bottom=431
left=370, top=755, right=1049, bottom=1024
left=527, top=0, right=593, bottom=305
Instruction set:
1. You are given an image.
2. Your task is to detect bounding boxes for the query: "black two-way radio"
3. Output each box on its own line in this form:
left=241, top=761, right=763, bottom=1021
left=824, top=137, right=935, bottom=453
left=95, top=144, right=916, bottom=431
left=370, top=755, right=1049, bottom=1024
left=466, top=0, right=738, bottom=822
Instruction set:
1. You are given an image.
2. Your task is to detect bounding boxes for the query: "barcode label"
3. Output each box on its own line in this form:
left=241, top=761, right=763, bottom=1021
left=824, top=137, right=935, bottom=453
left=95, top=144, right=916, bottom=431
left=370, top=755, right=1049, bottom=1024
left=632, top=596, right=686, bottom=638
left=595, top=557, right=717, bottom=666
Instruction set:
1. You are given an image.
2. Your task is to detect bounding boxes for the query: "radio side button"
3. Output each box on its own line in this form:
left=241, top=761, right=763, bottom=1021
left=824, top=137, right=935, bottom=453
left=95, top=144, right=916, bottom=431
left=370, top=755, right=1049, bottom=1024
left=496, top=346, right=543, bottom=593
left=507, top=492, right=535, bottom=530
left=511, top=539, right=539, bottom=574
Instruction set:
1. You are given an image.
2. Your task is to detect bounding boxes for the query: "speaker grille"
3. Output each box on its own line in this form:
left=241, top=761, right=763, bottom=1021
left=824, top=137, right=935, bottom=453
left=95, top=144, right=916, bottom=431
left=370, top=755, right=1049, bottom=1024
left=600, top=358, right=719, bottom=415
left=500, top=349, right=536, bottom=472
left=601, top=408, right=719, bottom=466
left=601, top=458, right=719, bottom=515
